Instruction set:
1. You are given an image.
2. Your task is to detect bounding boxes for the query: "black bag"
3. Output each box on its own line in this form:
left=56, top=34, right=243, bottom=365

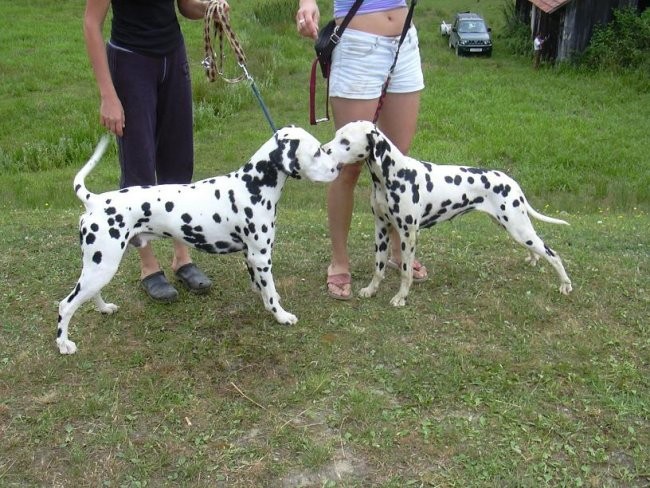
left=309, top=0, right=364, bottom=124
left=314, top=20, right=338, bottom=78
left=313, top=0, right=364, bottom=78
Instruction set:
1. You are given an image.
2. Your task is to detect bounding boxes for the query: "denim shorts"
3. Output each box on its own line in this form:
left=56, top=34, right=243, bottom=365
left=329, top=25, right=424, bottom=99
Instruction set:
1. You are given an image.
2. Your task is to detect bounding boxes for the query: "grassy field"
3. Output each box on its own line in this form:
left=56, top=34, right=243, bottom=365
left=0, top=0, right=648, bottom=486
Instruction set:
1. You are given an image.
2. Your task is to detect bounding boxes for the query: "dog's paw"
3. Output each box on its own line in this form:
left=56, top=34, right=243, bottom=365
left=56, top=338, right=77, bottom=355
left=390, top=294, right=407, bottom=307
left=525, top=253, right=540, bottom=266
left=275, top=311, right=298, bottom=325
left=358, top=286, right=376, bottom=298
left=98, top=303, right=119, bottom=314
left=559, top=283, right=573, bottom=295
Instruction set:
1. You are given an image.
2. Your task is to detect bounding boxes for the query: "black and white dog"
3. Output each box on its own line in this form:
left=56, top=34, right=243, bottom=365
left=58, top=127, right=343, bottom=354
left=323, top=121, right=572, bottom=306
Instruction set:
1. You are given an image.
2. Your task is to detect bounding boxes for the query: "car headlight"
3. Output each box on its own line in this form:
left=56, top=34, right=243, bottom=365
left=460, top=39, right=469, bottom=45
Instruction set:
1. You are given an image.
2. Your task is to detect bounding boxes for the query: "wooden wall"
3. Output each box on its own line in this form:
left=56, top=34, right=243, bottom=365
left=515, top=0, right=641, bottom=61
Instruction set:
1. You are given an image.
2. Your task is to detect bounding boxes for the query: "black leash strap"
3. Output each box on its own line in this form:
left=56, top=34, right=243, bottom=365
left=334, top=0, right=365, bottom=42
left=372, top=0, right=418, bottom=124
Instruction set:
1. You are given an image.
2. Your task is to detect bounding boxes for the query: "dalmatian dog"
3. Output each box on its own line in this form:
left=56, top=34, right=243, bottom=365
left=323, top=121, right=573, bottom=306
left=57, top=126, right=343, bottom=354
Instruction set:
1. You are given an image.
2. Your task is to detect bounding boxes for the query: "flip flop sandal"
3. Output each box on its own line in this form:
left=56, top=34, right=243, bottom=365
left=327, top=272, right=352, bottom=301
left=141, top=271, right=179, bottom=302
left=175, top=263, right=212, bottom=294
left=387, top=258, right=429, bottom=283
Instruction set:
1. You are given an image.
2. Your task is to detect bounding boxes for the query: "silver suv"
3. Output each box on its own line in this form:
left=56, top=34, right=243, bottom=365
left=448, top=12, right=492, bottom=57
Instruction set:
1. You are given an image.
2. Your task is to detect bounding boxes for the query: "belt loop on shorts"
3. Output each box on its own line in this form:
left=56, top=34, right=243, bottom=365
left=405, top=24, right=413, bottom=44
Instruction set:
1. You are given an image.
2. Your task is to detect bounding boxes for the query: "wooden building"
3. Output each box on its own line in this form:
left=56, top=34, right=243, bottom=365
left=515, top=0, right=645, bottom=61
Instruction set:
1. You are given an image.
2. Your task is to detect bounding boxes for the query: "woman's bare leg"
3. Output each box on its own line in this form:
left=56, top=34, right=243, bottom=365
left=326, top=91, right=425, bottom=299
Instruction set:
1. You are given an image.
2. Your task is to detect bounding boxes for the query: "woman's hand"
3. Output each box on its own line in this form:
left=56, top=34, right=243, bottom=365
left=296, top=0, right=320, bottom=39
left=100, top=94, right=125, bottom=137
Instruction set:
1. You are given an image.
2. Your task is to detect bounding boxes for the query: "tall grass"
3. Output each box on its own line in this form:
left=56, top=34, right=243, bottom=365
left=1, top=0, right=648, bottom=211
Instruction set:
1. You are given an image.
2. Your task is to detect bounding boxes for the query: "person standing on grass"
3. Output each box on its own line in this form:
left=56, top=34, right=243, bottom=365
left=533, top=33, right=547, bottom=69
left=83, top=0, right=229, bottom=302
left=296, top=0, right=428, bottom=301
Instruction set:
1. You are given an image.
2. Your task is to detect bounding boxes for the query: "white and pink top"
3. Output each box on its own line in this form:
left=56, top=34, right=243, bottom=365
left=334, top=0, right=407, bottom=18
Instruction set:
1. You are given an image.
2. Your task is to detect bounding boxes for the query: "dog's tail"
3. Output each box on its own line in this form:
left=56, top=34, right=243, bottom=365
left=73, top=135, right=110, bottom=202
left=525, top=201, right=569, bottom=226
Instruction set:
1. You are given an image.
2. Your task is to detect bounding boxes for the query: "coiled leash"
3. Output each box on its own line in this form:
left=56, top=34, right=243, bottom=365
left=202, top=0, right=277, bottom=133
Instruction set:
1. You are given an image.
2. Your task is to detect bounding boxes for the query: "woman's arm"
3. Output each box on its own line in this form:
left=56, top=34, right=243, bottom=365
left=177, top=0, right=229, bottom=20
left=84, top=0, right=124, bottom=136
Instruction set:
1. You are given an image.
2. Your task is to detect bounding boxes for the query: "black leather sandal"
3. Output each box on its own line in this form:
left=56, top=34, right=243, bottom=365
left=175, top=263, right=212, bottom=294
left=141, top=271, right=179, bottom=302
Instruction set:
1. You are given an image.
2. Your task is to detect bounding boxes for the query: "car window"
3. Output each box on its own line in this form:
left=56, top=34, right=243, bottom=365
left=459, top=21, right=487, bottom=34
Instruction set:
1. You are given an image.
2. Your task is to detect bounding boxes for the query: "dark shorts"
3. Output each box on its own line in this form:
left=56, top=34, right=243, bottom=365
left=107, top=40, right=194, bottom=188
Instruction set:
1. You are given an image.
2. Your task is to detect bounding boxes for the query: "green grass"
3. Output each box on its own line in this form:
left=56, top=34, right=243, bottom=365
left=0, top=0, right=649, bottom=486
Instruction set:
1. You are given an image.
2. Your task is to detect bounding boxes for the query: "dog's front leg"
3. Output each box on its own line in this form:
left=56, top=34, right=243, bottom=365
left=244, top=250, right=297, bottom=325
left=359, top=219, right=391, bottom=299
left=390, top=230, right=417, bottom=307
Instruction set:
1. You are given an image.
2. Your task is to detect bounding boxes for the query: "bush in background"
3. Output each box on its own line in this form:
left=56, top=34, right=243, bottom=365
left=580, top=8, right=650, bottom=73
left=498, top=0, right=531, bottom=56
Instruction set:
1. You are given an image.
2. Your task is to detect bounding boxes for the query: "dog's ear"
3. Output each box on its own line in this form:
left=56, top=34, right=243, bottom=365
left=365, top=130, right=376, bottom=156
left=276, top=125, right=297, bottom=140
left=286, top=139, right=302, bottom=178
left=370, top=127, right=391, bottom=161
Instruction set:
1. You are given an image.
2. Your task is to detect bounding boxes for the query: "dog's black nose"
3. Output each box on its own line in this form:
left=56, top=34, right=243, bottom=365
left=336, top=162, right=344, bottom=170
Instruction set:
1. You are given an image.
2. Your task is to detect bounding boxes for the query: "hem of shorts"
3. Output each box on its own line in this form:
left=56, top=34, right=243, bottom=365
left=329, top=87, right=424, bottom=99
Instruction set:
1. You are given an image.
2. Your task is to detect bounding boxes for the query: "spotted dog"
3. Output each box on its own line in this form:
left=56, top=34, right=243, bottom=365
left=57, top=127, right=342, bottom=354
left=323, top=121, right=572, bottom=306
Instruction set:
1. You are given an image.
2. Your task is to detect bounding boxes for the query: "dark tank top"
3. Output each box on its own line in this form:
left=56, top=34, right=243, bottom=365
left=110, top=0, right=183, bottom=57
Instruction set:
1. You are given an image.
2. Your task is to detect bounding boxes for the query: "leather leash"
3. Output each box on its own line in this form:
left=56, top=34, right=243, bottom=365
left=203, top=0, right=277, bottom=132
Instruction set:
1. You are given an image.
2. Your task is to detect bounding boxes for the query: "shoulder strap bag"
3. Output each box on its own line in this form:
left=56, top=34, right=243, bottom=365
left=309, top=0, right=364, bottom=125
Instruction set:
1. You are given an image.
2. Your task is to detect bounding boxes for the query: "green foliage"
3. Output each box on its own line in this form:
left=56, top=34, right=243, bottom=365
left=498, top=0, right=531, bottom=56
left=580, top=8, right=650, bottom=73
left=0, top=136, right=104, bottom=174
left=252, top=0, right=297, bottom=25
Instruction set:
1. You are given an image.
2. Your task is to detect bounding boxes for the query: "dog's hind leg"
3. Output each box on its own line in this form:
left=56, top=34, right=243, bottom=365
left=505, top=217, right=572, bottom=295
left=525, top=251, right=541, bottom=266
left=57, top=262, right=121, bottom=354
left=94, top=295, right=119, bottom=314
